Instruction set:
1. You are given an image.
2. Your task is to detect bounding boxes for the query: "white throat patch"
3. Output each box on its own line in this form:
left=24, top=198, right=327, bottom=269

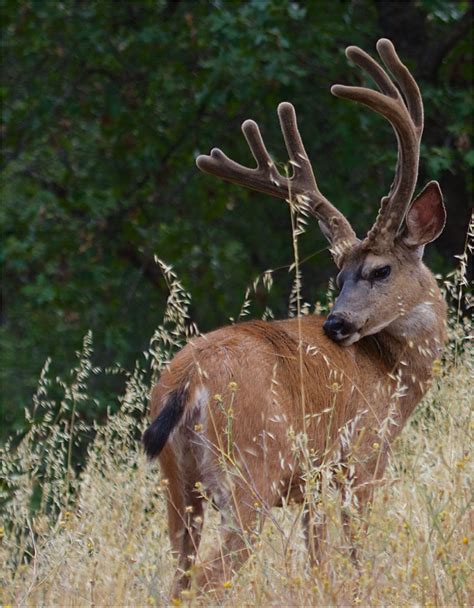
left=388, top=301, right=437, bottom=338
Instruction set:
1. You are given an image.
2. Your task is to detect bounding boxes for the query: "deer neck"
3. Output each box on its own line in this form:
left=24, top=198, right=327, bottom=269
left=373, top=276, right=447, bottom=412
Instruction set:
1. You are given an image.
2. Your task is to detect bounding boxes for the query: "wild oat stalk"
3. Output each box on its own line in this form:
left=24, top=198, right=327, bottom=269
left=1, top=239, right=472, bottom=607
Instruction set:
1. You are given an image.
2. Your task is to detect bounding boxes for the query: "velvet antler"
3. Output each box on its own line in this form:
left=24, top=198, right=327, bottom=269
left=332, top=39, right=424, bottom=249
left=196, top=102, right=357, bottom=264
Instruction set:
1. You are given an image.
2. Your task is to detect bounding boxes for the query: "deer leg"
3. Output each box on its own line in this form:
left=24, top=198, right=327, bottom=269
left=340, top=501, right=368, bottom=567
left=339, top=448, right=388, bottom=565
left=194, top=486, right=263, bottom=596
left=160, top=448, right=205, bottom=599
left=302, top=504, right=327, bottom=567
left=168, top=486, right=205, bottom=598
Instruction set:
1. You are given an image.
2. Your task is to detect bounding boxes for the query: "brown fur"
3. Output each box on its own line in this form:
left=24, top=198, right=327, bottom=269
left=144, top=39, right=448, bottom=597
left=150, top=270, right=446, bottom=595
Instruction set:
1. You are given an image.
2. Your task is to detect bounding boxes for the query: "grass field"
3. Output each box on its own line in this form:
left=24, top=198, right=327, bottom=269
left=1, top=247, right=472, bottom=607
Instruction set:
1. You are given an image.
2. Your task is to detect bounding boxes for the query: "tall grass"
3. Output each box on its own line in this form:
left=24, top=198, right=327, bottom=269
left=1, top=216, right=472, bottom=607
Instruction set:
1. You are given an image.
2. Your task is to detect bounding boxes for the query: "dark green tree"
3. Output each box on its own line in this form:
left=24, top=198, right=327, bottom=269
left=1, top=0, right=472, bottom=439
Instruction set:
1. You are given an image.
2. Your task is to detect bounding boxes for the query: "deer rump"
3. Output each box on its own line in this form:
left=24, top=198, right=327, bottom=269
left=144, top=316, right=391, bottom=584
left=146, top=317, right=375, bottom=450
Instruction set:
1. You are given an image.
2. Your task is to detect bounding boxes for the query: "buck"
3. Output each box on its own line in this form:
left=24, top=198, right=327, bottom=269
left=143, top=39, right=447, bottom=596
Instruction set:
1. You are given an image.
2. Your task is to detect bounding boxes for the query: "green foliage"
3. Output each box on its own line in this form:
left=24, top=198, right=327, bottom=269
left=1, top=0, right=472, bottom=439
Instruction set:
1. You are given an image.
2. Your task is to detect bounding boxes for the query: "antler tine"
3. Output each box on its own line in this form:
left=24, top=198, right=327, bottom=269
left=196, top=115, right=287, bottom=200
left=344, top=45, right=399, bottom=99
left=377, top=39, right=423, bottom=129
left=277, top=103, right=357, bottom=250
left=331, top=39, right=423, bottom=248
left=196, top=102, right=357, bottom=264
left=276, top=102, right=316, bottom=187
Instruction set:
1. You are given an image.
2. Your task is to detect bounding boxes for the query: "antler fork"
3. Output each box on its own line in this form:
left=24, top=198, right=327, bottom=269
left=196, top=39, right=423, bottom=256
left=196, top=102, right=358, bottom=262
left=332, top=39, right=424, bottom=249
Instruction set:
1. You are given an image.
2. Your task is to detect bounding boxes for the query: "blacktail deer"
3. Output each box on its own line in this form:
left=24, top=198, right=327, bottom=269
left=143, top=39, right=447, bottom=596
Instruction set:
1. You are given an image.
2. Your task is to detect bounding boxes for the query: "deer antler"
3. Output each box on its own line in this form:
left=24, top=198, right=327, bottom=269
left=196, top=102, right=357, bottom=264
left=331, top=39, right=423, bottom=249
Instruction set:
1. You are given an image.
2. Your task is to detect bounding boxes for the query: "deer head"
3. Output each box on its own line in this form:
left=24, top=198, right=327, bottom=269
left=196, top=39, right=446, bottom=347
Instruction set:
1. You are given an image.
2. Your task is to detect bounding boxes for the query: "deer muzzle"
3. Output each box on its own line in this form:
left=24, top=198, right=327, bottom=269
left=323, top=313, right=359, bottom=343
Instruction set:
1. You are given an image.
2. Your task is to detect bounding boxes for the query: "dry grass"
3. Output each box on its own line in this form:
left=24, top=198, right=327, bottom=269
left=1, top=227, right=473, bottom=607
left=1, top=339, right=472, bottom=607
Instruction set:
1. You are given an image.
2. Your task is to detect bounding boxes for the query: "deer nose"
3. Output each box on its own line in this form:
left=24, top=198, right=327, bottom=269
left=323, top=314, right=356, bottom=342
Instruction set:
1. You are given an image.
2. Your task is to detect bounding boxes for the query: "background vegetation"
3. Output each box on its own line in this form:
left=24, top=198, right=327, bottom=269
left=0, top=2, right=472, bottom=604
left=1, top=1, right=472, bottom=437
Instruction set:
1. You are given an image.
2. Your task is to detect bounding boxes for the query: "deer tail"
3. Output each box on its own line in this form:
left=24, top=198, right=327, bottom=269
left=142, top=386, right=188, bottom=459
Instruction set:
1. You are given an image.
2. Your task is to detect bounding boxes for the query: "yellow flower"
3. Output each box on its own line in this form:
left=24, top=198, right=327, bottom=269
left=181, top=590, right=194, bottom=599
left=171, top=598, right=182, bottom=606
left=223, top=581, right=233, bottom=589
left=455, top=456, right=468, bottom=469
left=432, top=359, right=442, bottom=376
left=228, top=381, right=238, bottom=391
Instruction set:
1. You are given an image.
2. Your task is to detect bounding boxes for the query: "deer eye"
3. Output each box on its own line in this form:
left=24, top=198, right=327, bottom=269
left=371, top=265, right=391, bottom=280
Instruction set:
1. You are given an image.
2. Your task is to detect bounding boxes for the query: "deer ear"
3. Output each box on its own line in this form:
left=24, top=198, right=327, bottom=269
left=401, top=181, right=446, bottom=248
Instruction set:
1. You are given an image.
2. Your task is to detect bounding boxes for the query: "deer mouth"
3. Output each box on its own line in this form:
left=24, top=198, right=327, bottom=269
left=323, top=314, right=361, bottom=345
left=338, top=331, right=362, bottom=346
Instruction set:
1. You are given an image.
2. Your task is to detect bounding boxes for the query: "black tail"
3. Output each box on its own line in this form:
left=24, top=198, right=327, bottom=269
left=142, top=387, right=188, bottom=459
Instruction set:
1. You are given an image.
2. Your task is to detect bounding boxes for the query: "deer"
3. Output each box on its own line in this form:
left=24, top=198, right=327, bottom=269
left=143, top=39, right=447, bottom=598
